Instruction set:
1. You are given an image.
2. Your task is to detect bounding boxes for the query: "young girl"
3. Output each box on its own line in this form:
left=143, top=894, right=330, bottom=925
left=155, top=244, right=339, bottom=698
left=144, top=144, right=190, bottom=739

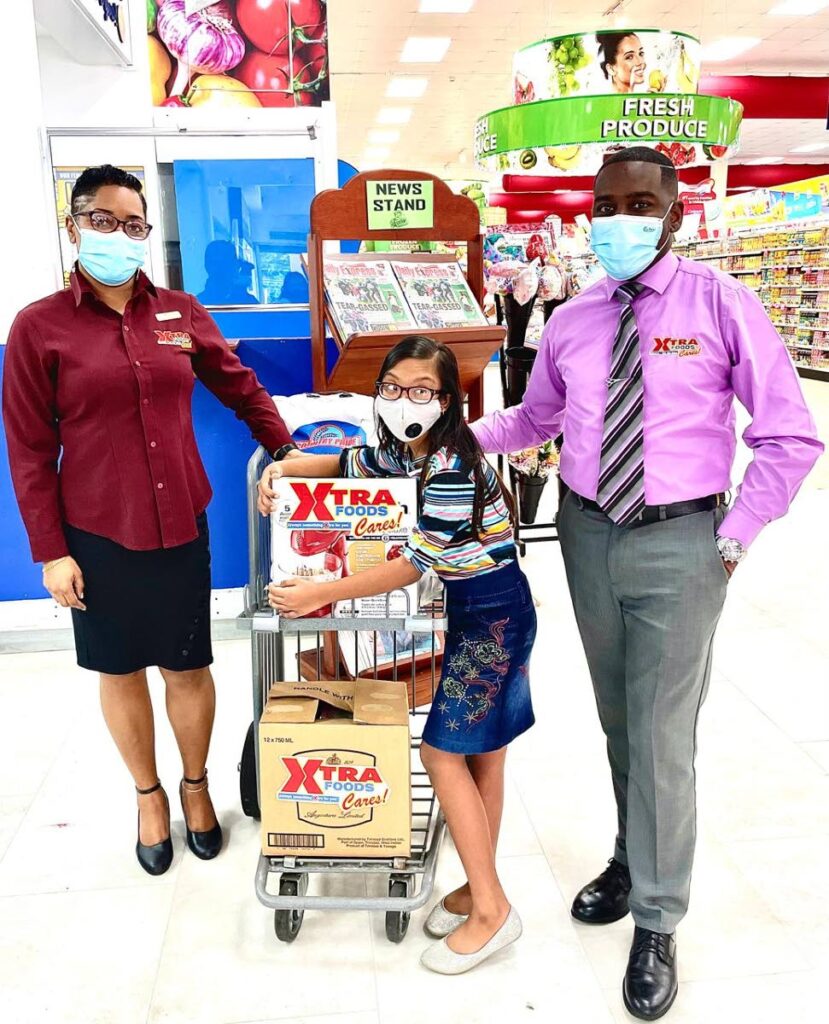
left=258, top=336, right=537, bottom=974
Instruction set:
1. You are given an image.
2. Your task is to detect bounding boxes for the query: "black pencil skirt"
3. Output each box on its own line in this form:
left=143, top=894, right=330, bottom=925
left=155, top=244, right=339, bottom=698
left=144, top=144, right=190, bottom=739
left=65, top=513, right=213, bottom=676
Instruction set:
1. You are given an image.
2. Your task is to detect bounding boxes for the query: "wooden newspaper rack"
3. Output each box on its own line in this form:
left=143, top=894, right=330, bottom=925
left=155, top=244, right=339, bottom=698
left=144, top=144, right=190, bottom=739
left=307, top=169, right=505, bottom=419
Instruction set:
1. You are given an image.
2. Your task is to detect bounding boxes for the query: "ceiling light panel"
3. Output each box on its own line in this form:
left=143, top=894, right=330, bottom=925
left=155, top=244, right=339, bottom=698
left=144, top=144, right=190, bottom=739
left=768, top=1, right=829, bottom=14
left=400, top=37, right=452, bottom=63
left=701, top=37, right=761, bottom=61
left=367, top=129, right=401, bottom=145
left=376, top=107, right=413, bottom=125
left=386, top=77, right=429, bottom=98
left=418, top=0, right=475, bottom=11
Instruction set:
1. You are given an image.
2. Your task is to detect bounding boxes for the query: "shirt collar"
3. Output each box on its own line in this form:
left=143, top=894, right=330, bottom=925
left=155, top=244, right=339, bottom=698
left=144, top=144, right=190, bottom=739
left=603, top=249, right=679, bottom=300
left=69, top=264, right=157, bottom=307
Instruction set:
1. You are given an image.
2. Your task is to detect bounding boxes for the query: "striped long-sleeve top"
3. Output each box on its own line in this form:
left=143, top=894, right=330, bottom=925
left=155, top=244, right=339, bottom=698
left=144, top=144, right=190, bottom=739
left=339, top=444, right=515, bottom=580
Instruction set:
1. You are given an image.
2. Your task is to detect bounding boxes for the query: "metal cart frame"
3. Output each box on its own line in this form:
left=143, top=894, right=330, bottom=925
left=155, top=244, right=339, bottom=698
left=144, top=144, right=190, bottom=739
left=238, top=447, right=447, bottom=943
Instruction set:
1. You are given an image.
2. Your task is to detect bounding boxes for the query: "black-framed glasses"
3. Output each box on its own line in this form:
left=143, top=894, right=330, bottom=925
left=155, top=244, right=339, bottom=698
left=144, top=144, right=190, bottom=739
left=73, top=210, right=153, bottom=240
left=375, top=381, right=443, bottom=404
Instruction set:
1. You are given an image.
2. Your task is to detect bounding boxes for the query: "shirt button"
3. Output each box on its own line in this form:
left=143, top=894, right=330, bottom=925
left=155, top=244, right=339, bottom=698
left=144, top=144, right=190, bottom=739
left=150, top=441, right=157, bottom=449
left=124, top=326, right=130, bottom=333
left=142, top=398, right=149, bottom=406
left=157, top=482, right=164, bottom=490
left=134, top=360, right=141, bottom=367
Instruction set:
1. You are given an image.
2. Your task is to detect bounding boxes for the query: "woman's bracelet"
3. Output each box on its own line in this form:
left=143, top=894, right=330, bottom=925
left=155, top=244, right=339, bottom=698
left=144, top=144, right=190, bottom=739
left=42, top=556, right=70, bottom=573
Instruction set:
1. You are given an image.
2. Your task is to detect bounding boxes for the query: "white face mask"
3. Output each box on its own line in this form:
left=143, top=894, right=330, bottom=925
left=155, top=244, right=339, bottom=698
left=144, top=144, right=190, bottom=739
left=375, top=395, right=442, bottom=443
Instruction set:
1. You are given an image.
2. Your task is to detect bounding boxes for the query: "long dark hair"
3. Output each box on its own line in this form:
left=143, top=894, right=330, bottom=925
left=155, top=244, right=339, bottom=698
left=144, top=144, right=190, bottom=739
left=375, top=336, right=514, bottom=537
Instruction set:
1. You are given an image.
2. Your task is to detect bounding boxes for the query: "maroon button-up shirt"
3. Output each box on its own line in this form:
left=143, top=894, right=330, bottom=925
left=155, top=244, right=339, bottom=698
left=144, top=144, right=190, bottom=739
left=3, top=269, right=292, bottom=563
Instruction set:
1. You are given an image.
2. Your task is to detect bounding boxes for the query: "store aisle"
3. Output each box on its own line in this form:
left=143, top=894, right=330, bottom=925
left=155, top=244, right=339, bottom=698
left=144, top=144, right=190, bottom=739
left=1, top=472, right=827, bottom=1022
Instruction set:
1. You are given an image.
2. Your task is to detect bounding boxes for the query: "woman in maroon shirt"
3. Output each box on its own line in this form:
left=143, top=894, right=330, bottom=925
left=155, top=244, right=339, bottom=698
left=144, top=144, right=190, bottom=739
left=2, top=165, right=297, bottom=876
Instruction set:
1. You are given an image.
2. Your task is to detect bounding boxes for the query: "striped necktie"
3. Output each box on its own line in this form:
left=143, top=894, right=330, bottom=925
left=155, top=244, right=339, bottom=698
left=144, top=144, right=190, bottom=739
left=596, top=282, right=648, bottom=526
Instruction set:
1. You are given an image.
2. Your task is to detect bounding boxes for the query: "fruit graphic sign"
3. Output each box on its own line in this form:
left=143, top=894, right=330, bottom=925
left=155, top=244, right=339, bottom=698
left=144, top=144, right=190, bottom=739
left=147, top=0, right=329, bottom=109
left=478, top=27, right=741, bottom=175
left=513, top=29, right=701, bottom=102
left=474, top=94, right=742, bottom=176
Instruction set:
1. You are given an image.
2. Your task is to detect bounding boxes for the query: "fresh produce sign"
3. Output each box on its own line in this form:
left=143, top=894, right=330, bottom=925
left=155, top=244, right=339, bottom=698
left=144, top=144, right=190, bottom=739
left=147, top=0, right=329, bottom=109
left=475, top=93, right=742, bottom=175
left=513, top=29, right=701, bottom=102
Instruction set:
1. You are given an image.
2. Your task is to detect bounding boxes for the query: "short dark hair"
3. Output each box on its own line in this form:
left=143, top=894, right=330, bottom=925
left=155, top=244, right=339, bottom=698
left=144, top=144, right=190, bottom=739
left=70, top=165, right=147, bottom=216
left=594, top=146, right=678, bottom=197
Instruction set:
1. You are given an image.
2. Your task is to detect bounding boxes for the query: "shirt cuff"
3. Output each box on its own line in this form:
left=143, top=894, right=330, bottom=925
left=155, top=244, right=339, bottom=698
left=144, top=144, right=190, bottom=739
left=718, top=503, right=766, bottom=548
left=30, top=529, right=70, bottom=564
left=402, top=544, right=430, bottom=577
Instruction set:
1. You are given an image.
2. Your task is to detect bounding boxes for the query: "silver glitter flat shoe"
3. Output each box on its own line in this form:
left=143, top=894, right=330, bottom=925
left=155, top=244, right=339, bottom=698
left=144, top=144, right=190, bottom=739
left=424, top=898, right=469, bottom=938
left=420, top=907, right=522, bottom=975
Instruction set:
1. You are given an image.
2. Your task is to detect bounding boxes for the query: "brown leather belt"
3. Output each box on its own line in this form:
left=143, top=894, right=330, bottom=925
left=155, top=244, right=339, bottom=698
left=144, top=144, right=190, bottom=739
left=575, top=493, right=725, bottom=526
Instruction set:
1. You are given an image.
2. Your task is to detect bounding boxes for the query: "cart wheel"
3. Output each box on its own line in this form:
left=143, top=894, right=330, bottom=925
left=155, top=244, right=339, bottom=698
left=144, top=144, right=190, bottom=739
left=385, top=878, right=411, bottom=943
left=239, top=721, right=260, bottom=820
left=274, top=875, right=305, bottom=943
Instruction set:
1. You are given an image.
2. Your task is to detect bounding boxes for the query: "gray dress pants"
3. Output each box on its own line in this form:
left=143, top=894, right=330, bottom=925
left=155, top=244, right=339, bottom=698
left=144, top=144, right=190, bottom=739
left=557, top=490, right=729, bottom=934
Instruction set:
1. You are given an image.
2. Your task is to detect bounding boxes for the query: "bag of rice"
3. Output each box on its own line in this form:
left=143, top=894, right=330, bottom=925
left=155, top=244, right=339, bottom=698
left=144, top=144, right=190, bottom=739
left=272, top=392, right=378, bottom=455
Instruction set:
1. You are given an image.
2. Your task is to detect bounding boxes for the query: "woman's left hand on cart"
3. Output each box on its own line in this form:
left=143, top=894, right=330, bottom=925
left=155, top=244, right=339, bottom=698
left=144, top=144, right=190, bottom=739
left=268, top=578, right=328, bottom=618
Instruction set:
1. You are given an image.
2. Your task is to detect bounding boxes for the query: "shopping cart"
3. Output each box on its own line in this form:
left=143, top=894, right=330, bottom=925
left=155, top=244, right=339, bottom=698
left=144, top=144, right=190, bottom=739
left=238, top=446, right=447, bottom=943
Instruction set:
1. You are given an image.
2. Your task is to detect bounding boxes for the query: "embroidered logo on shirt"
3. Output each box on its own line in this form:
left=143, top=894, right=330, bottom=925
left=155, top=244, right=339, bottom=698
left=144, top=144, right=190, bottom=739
left=155, top=330, right=193, bottom=350
left=653, top=337, right=701, bottom=358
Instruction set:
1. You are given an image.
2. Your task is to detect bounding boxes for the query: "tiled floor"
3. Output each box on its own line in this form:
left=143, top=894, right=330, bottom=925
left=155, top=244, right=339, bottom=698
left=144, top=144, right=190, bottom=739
left=1, top=382, right=827, bottom=1023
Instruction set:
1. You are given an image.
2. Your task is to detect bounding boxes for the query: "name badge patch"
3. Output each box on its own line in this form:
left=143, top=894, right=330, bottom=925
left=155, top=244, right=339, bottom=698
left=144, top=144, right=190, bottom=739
left=155, top=330, right=193, bottom=350
left=156, top=310, right=182, bottom=322
left=653, top=337, right=701, bottom=358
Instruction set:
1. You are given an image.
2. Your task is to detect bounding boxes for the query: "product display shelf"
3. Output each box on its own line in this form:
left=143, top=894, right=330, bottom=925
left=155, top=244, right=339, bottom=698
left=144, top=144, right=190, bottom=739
left=676, top=221, right=829, bottom=380
left=306, top=170, right=505, bottom=418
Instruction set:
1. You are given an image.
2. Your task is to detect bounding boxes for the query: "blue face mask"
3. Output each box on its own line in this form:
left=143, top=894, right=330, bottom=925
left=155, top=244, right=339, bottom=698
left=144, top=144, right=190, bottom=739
left=590, top=210, right=671, bottom=282
left=75, top=225, right=146, bottom=286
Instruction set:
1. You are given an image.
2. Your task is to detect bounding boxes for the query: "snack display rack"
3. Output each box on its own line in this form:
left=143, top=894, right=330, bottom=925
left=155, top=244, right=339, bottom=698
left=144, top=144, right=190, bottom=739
left=306, top=170, right=506, bottom=418
left=675, top=221, right=829, bottom=381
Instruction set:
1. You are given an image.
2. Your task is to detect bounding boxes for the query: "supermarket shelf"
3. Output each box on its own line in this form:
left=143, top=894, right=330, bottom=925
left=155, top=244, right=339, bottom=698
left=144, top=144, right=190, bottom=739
left=775, top=324, right=829, bottom=333
left=798, top=366, right=829, bottom=381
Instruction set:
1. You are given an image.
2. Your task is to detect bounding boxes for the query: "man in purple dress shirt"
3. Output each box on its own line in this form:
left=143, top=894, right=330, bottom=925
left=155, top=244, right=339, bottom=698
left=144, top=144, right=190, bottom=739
left=472, top=148, right=823, bottom=1020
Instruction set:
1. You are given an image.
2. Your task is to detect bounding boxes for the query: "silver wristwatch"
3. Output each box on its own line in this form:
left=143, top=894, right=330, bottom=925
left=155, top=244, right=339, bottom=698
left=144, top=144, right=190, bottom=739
left=716, top=536, right=747, bottom=564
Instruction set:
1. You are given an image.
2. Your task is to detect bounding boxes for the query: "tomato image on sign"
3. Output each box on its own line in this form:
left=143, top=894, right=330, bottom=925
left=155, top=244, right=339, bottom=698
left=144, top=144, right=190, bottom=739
left=147, top=0, right=330, bottom=109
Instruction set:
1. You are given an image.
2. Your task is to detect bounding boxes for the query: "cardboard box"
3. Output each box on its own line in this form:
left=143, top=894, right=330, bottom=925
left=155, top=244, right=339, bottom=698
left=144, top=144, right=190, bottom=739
left=259, top=678, right=412, bottom=858
left=270, top=476, right=418, bottom=618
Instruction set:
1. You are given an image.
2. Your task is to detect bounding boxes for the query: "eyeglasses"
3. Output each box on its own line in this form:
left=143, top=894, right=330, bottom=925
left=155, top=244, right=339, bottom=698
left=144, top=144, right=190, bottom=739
left=73, top=210, right=153, bottom=241
left=375, top=381, right=443, bottom=404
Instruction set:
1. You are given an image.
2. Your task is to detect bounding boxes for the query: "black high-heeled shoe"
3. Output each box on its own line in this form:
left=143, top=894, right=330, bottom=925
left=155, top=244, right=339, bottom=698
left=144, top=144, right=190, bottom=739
left=180, top=771, right=223, bottom=860
left=135, top=782, right=173, bottom=876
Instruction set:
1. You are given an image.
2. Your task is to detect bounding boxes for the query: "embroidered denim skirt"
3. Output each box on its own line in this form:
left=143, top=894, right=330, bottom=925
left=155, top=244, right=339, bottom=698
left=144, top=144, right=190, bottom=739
left=422, top=559, right=537, bottom=754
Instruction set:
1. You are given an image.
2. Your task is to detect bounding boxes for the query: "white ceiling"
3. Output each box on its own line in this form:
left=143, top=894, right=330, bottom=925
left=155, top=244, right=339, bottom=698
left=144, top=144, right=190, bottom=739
left=328, top=0, right=829, bottom=180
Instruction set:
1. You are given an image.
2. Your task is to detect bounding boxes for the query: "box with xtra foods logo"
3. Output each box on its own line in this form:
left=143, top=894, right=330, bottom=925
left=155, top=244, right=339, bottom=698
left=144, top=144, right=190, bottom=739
left=270, top=476, right=419, bottom=619
left=259, top=679, right=411, bottom=858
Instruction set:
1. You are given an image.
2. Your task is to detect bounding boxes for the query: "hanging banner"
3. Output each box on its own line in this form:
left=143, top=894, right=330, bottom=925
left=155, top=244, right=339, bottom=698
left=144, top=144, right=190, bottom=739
left=513, top=29, right=701, bottom=103
left=474, top=93, right=742, bottom=175
left=148, top=0, right=330, bottom=109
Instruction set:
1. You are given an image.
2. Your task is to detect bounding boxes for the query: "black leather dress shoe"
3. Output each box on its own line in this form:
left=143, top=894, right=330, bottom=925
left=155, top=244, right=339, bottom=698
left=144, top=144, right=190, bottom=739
left=136, top=782, right=174, bottom=877
left=180, top=772, right=223, bottom=860
left=571, top=858, right=632, bottom=924
left=623, top=927, right=678, bottom=1021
